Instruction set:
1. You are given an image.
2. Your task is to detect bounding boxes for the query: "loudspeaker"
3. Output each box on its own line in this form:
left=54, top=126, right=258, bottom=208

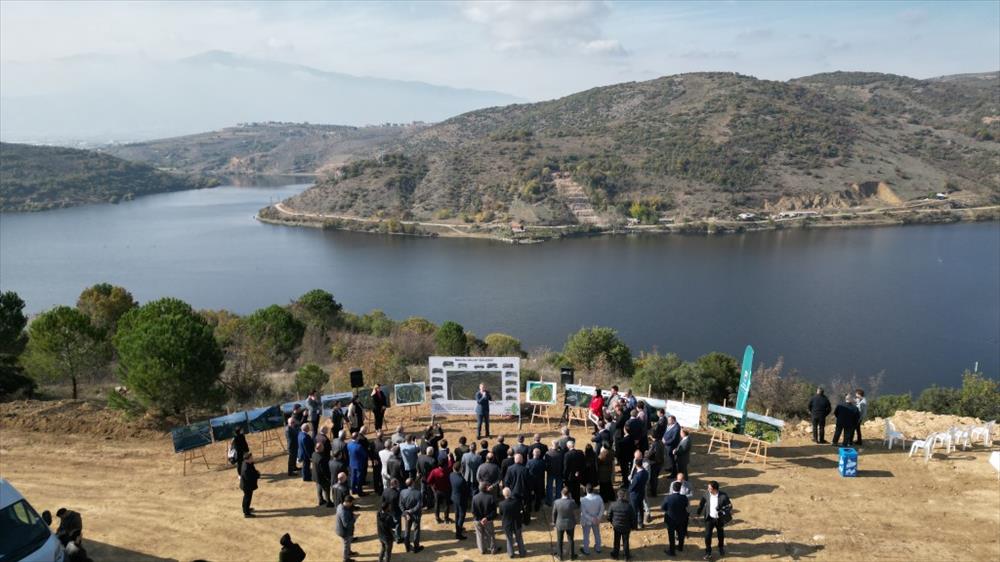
left=350, top=369, right=364, bottom=388
left=560, top=366, right=574, bottom=386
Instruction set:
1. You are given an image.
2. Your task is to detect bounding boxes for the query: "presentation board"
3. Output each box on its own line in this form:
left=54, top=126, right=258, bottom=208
left=394, top=382, right=426, bottom=406
left=247, top=405, right=284, bottom=433
left=355, top=387, right=382, bottom=411
left=171, top=420, right=213, bottom=453
left=321, top=391, right=355, bottom=418
left=280, top=400, right=304, bottom=415
left=526, top=381, right=557, bottom=404
left=565, top=384, right=610, bottom=408
left=666, top=399, right=703, bottom=429
left=428, top=356, right=520, bottom=416
left=210, top=411, right=249, bottom=442
left=707, top=403, right=783, bottom=442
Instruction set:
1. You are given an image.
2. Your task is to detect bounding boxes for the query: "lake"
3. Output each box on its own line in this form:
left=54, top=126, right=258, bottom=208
left=2, top=181, right=997, bottom=394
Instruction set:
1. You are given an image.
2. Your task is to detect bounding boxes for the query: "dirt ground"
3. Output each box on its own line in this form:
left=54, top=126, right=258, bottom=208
left=1, top=408, right=998, bottom=562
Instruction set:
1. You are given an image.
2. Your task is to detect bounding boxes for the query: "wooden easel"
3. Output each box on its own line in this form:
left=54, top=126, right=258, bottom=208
left=259, top=428, right=286, bottom=457
left=566, top=407, right=588, bottom=428
left=181, top=447, right=210, bottom=476
left=707, top=428, right=733, bottom=459
left=530, top=404, right=558, bottom=428
left=740, top=436, right=769, bottom=466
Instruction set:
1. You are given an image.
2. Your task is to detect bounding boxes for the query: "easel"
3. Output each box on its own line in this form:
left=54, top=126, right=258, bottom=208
left=740, top=436, right=769, bottom=466
left=707, top=428, right=733, bottom=459
left=530, top=404, right=558, bottom=428
left=566, top=407, right=588, bottom=428
left=259, top=428, right=286, bottom=457
left=180, top=447, right=210, bottom=476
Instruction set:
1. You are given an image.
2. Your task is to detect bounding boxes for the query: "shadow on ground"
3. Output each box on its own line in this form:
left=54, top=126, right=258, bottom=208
left=87, top=540, right=178, bottom=562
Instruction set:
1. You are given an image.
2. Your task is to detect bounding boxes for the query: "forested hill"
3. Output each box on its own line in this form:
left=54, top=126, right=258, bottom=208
left=0, top=143, right=217, bottom=212
left=277, top=71, right=999, bottom=226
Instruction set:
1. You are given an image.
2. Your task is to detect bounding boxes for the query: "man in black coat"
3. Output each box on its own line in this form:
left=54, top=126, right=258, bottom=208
left=376, top=502, right=396, bottom=562
left=503, top=453, right=531, bottom=525
left=239, top=454, right=259, bottom=518
left=661, top=481, right=689, bottom=556
left=450, top=463, right=471, bottom=540
left=607, top=488, right=636, bottom=561
left=545, top=443, right=565, bottom=507
left=372, top=384, right=390, bottom=431
left=472, top=482, right=499, bottom=554
left=278, top=533, right=306, bottom=562
left=563, top=440, right=587, bottom=504
left=285, top=415, right=300, bottom=476
left=232, top=427, right=250, bottom=475
left=673, top=430, right=692, bottom=479
left=808, top=388, right=833, bottom=443
left=526, top=449, right=547, bottom=512
left=832, top=395, right=860, bottom=447
left=499, top=487, right=527, bottom=558
left=696, top=481, right=732, bottom=559
left=381, top=478, right=403, bottom=545
left=492, top=435, right=511, bottom=464
left=312, top=441, right=333, bottom=507
left=645, top=438, right=666, bottom=498
left=399, top=479, right=424, bottom=552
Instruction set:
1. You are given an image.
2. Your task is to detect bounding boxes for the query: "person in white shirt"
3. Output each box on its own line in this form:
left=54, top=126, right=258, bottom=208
left=379, top=439, right=395, bottom=489
left=696, top=481, right=732, bottom=560
left=673, top=473, right=693, bottom=497
left=579, top=484, right=605, bottom=555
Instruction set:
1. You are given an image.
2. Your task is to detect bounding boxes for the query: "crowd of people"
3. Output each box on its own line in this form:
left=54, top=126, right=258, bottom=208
left=808, top=387, right=869, bottom=447
left=235, top=383, right=736, bottom=561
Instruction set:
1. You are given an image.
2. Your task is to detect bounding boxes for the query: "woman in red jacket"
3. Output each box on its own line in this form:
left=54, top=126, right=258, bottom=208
left=589, top=389, right=605, bottom=431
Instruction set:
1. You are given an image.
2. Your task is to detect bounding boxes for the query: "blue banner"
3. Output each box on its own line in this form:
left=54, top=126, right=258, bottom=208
left=171, top=420, right=213, bottom=453
left=735, top=345, right=754, bottom=412
left=209, top=411, right=249, bottom=442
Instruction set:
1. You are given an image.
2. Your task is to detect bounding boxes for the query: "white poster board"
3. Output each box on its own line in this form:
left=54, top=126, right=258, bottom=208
left=666, top=399, right=703, bottom=429
left=429, top=356, right=520, bottom=416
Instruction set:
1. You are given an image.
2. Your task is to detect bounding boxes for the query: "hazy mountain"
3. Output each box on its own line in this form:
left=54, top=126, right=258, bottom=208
left=0, top=142, right=217, bottom=211
left=0, top=51, right=521, bottom=144
left=267, top=71, right=999, bottom=226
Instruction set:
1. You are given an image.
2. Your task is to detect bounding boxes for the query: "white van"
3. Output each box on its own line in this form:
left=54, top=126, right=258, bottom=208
left=0, top=479, right=64, bottom=562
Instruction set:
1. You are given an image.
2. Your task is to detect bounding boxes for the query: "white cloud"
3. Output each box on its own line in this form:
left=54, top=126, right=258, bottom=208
left=581, top=39, right=627, bottom=57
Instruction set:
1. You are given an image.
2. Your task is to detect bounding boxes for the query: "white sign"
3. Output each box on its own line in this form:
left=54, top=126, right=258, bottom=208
left=429, top=356, right=520, bottom=416
left=666, top=400, right=702, bottom=429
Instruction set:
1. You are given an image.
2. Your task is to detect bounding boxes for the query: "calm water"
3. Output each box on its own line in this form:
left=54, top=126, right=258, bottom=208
left=2, top=182, right=998, bottom=394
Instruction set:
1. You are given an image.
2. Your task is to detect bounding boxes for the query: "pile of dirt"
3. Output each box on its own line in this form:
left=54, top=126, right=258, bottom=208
left=0, top=399, right=164, bottom=440
left=864, top=409, right=984, bottom=439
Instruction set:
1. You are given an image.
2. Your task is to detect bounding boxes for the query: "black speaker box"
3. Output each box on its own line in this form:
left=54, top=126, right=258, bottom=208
left=350, top=369, right=364, bottom=388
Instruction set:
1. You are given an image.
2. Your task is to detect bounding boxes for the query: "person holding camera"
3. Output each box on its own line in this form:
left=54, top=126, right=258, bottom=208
left=696, top=481, right=732, bottom=560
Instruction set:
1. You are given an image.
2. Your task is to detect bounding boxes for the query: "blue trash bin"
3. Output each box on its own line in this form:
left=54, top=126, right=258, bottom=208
left=838, top=447, right=858, bottom=477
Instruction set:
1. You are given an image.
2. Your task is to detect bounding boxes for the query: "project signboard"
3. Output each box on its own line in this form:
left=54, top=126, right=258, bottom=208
left=564, top=384, right=611, bottom=408
left=247, top=405, right=284, bottom=433
left=320, top=392, right=355, bottom=418
left=394, top=382, right=426, bottom=406
left=429, top=356, right=520, bottom=416
left=210, top=411, right=249, bottom=442
left=171, top=420, right=213, bottom=453
left=707, top=403, right=784, bottom=442
left=526, top=381, right=557, bottom=404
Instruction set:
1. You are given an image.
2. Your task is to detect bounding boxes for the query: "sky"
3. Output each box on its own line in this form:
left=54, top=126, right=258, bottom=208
left=1, top=0, right=998, bottom=101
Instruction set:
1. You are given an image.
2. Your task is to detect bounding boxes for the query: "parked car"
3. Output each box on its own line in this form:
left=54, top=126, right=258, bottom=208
left=0, top=478, right=65, bottom=562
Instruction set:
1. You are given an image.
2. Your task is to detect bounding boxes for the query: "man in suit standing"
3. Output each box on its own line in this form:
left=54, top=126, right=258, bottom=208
left=285, top=415, right=300, bottom=477
left=661, top=481, right=690, bottom=556
left=240, top=453, right=259, bottom=518
left=662, top=416, right=680, bottom=477
left=696, top=481, right=732, bottom=560
left=499, top=487, right=527, bottom=558
left=545, top=441, right=565, bottom=506
left=552, top=487, right=579, bottom=561
left=503, top=453, right=531, bottom=525
left=526, top=449, right=547, bottom=513
left=476, top=383, right=492, bottom=439
left=335, top=494, right=358, bottom=562
left=450, top=461, right=471, bottom=540
left=399, top=479, right=424, bottom=553
left=607, top=488, right=636, bottom=561
left=347, top=433, right=369, bottom=496
left=563, top=440, right=587, bottom=504
left=306, top=390, right=321, bottom=437
left=372, top=384, right=389, bottom=432
left=854, top=389, right=868, bottom=446
left=645, top=436, right=666, bottom=498
left=673, top=429, right=692, bottom=479
left=627, top=450, right=649, bottom=530
left=472, top=482, right=499, bottom=554
left=832, top=395, right=859, bottom=447
left=376, top=502, right=396, bottom=562
left=381, top=478, right=403, bottom=545
left=808, top=388, right=832, bottom=443
left=462, top=442, right=483, bottom=490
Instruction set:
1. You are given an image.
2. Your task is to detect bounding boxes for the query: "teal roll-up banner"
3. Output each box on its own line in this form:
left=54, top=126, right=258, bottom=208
left=735, top=345, right=754, bottom=413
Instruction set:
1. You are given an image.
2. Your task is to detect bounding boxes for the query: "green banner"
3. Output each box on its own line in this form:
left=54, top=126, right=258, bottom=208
left=735, top=345, right=754, bottom=430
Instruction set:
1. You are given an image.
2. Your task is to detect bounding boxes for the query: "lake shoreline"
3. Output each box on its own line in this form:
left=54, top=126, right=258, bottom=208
left=257, top=203, right=1000, bottom=244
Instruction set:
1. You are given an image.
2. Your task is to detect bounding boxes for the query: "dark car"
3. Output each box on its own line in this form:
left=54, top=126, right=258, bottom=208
left=431, top=393, right=444, bottom=400
left=443, top=361, right=454, bottom=367
left=432, top=368, right=443, bottom=374
left=431, top=377, right=445, bottom=384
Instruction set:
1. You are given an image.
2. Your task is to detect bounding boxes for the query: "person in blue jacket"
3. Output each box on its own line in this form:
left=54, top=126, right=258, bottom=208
left=475, top=383, right=492, bottom=439
left=298, top=422, right=315, bottom=482
left=348, top=432, right=370, bottom=495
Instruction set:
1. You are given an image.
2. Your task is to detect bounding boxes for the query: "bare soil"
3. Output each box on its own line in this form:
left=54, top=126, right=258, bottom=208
left=1, top=406, right=997, bottom=562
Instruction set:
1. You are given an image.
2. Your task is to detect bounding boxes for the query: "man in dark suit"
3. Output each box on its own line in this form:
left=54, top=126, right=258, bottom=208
left=607, top=488, right=636, bottom=561
left=332, top=472, right=351, bottom=508
left=450, top=462, right=471, bottom=540
left=808, top=387, right=832, bottom=443
left=696, top=481, right=732, bottom=560
left=399, top=479, right=424, bottom=552
left=476, top=383, right=492, bottom=439
left=661, top=481, right=689, bottom=556
left=381, top=478, right=403, bottom=545
left=239, top=454, right=259, bottom=518
left=627, top=451, right=649, bottom=530
left=372, top=384, right=389, bottom=431
left=493, top=435, right=511, bottom=463
left=832, top=395, right=859, bottom=447
left=376, top=503, right=396, bottom=562
left=472, top=483, right=499, bottom=554
left=545, top=442, right=565, bottom=506
left=503, top=453, right=531, bottom=525
left=312, top=441, right=333, bottom=507
left=285, top=415, right=300, bottom=476
left=645, top=437, right=666, bottom=498
left=552, top=487, right=579, bottom=561
left=513, top=435, right=531, bottom=459
left=526, top=449, right=547, bottom=513
left=661, top=416, right=680, bottom=477
left=499, top=487, right=527, bottom=558
left=563, top=440, right=587, bottom=504
left=673, top=429, right=692, bottom=479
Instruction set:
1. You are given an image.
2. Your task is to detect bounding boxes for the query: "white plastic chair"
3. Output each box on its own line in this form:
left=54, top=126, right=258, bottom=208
left=930, top=431, right=954, bottom=453
left=883, top=419, right=906, bottom=450
left=970, top=421, right=995, bottom=447
left=950, top=426, right=972, bottom=451
left=908, top=433, right=937, bottom=463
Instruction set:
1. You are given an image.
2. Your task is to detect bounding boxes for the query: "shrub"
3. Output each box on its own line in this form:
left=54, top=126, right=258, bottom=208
left=114, top=298, right=225, bottom=414
left=295, top=364, right=329, bottom=395
left=293, top=289, right=343, bottom=328
left=76, top=283, right=137, bottom=337
left=958, top=371, right=1000, bottom=420
left=398, top=317, right=437, bottom=336
left=633, top=352, right=683, bottom=396
left=867, top=393, right=913, bottom=419
left=914, top=386, right=961, bottom=415
left=563, top=326, right=634, bottom=376
left=484, top=333, right=523, bottom=357
left=21, top=306, right=110, bottom=399
left=242, top=305, right=305, bottom=368
left=435, top=321, right=469, bottom=356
